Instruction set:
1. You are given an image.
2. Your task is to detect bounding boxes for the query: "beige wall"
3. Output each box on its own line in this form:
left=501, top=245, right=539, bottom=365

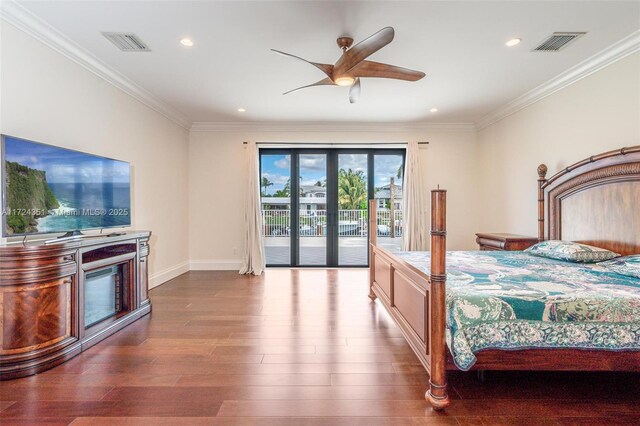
left=1, top=23, right=190, bottom=288
left=477, top=53, right=640, bottom=237
left=188, top=130, right=480, bottom=268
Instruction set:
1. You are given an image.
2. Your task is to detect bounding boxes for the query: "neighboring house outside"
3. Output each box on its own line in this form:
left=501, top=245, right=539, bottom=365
left=374, top=183, right=403, bottom=210
left=261, top=184, right=402, bottom=237
left=261, top=185, right=327, bottom=211
left=299, top=185, right=326, bottom=211
left=262, top=184, right=402, bottom=211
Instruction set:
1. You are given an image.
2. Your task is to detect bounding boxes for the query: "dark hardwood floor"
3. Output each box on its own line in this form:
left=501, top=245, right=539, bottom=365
left=1, top=269, right=638, bottom=425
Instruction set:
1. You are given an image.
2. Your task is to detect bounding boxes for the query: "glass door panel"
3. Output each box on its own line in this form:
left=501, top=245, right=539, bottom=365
left=298, top=154, right=327, bottom=265
left=374, top=154, right=405, bottom=253
left=261, top=153, right=291, bottom=265
left=337, top=153, right=369, bottom=266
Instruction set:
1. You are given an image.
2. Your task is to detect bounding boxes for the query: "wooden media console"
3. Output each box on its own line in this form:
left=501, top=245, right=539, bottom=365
left=0, top=231, right=151, bottom=379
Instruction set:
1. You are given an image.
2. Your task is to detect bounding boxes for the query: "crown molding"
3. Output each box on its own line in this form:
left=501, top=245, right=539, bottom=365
left=476, top=29, right=640, bottom=130
left=0, top=0, right=191, bottom=130
left=190, top=121, right=477, bottom=133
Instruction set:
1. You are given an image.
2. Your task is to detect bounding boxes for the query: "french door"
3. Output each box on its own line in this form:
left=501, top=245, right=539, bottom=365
left=260, top=148, right=405, bottom=267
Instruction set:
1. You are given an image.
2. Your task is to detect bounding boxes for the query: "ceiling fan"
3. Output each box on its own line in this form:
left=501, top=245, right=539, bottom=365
left=271, top=26, right=425, bottom=104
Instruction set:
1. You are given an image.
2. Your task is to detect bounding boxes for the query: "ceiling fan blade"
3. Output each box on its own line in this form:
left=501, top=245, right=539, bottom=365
left=350, top=60, right=425, bottom=81
left=283, top=77, right=336, bottom=95
left=271, top=49, right=334, bottom=78
left=333, top=27, right=394, bottom=76
left=349, top=78, right=361, bottom=104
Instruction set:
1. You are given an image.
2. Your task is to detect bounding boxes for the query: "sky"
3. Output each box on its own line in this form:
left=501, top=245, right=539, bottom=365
left=3, top=136, right=130, bottom=184
left=261, top=153, right=404, bottom=194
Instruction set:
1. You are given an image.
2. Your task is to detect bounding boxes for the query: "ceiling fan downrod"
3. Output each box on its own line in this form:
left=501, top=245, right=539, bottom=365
left=336, top=36, right=353, bottom=51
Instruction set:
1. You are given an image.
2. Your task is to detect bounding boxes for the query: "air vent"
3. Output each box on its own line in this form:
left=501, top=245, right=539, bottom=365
left=102, top=32, right=151, bottom=52
left=532, top=32, right=585, bottom=52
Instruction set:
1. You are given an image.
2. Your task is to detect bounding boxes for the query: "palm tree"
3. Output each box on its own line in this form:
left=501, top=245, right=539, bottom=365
left=397, top=164, right=403, bottom=180
left=274, top=177, right=299, bottom=196
left=338, top=168, right=367, bottom=210
left=261, top=177, right=273, bottom=196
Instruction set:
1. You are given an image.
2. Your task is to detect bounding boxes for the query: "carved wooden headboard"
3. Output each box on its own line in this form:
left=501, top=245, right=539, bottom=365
left=537, top=146, right=640, bottom=256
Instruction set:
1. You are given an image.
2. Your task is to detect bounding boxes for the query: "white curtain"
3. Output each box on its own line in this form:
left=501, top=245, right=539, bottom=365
left=239, top=141, right=266, bottom=275
left=402, top=141, right=428, bottom=251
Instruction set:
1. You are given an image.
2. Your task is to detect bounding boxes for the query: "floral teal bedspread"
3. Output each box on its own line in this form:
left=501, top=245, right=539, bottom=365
left=393, top=251, right=640, bottom=371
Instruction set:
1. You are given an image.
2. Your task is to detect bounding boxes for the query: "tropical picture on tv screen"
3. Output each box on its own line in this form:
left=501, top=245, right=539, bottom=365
left=2, top=136, right=131, bottom=236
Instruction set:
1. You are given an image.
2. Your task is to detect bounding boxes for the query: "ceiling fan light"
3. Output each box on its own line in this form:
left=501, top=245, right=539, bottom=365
left=335, top=76, right=355, bottom=86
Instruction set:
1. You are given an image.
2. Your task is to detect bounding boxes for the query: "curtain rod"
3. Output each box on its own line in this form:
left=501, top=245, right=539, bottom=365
left=242, top=141, right=429, bottom=145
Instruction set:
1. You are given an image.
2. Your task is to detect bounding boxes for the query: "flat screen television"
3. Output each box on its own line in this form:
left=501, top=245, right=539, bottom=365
left=1, top=135, right=131, bottom=237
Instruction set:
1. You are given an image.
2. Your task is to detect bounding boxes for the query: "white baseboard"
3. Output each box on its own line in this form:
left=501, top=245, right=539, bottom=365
left=147, top=259, right=244, bottom=289
left=149, top=260, right=190, bottom=289
left=190, top=259, right=243, bottom=271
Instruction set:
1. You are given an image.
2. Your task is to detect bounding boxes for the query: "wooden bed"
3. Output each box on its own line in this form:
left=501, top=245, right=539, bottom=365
left=368, top=146, right=640, bottom=410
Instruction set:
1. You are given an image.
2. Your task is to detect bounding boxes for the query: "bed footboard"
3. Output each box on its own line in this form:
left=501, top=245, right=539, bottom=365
left=368, top=190, right=450, bottom=410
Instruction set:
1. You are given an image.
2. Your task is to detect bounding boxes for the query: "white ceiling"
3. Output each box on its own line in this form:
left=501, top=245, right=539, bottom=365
left=10, top=1, right=640, bottom=124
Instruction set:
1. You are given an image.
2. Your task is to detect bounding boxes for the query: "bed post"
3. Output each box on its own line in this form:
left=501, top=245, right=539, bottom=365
left=426, top=188, right=450, bottom=410
left=537, top=164, right=548, bottom=241
left=368, top=199, right=377, bottom=301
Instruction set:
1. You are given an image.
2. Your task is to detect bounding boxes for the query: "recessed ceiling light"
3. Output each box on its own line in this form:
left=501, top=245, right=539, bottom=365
left=506, top=38, right=521, bottom=47
left=430, top=108, right=438, bottom=113
left=180, top=38, right=194, bottom=47
left=237, top=108, right=246, bottom=112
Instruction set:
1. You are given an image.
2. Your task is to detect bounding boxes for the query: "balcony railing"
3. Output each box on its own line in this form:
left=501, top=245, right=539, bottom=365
left=262, top=209, right=402, bottom=237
